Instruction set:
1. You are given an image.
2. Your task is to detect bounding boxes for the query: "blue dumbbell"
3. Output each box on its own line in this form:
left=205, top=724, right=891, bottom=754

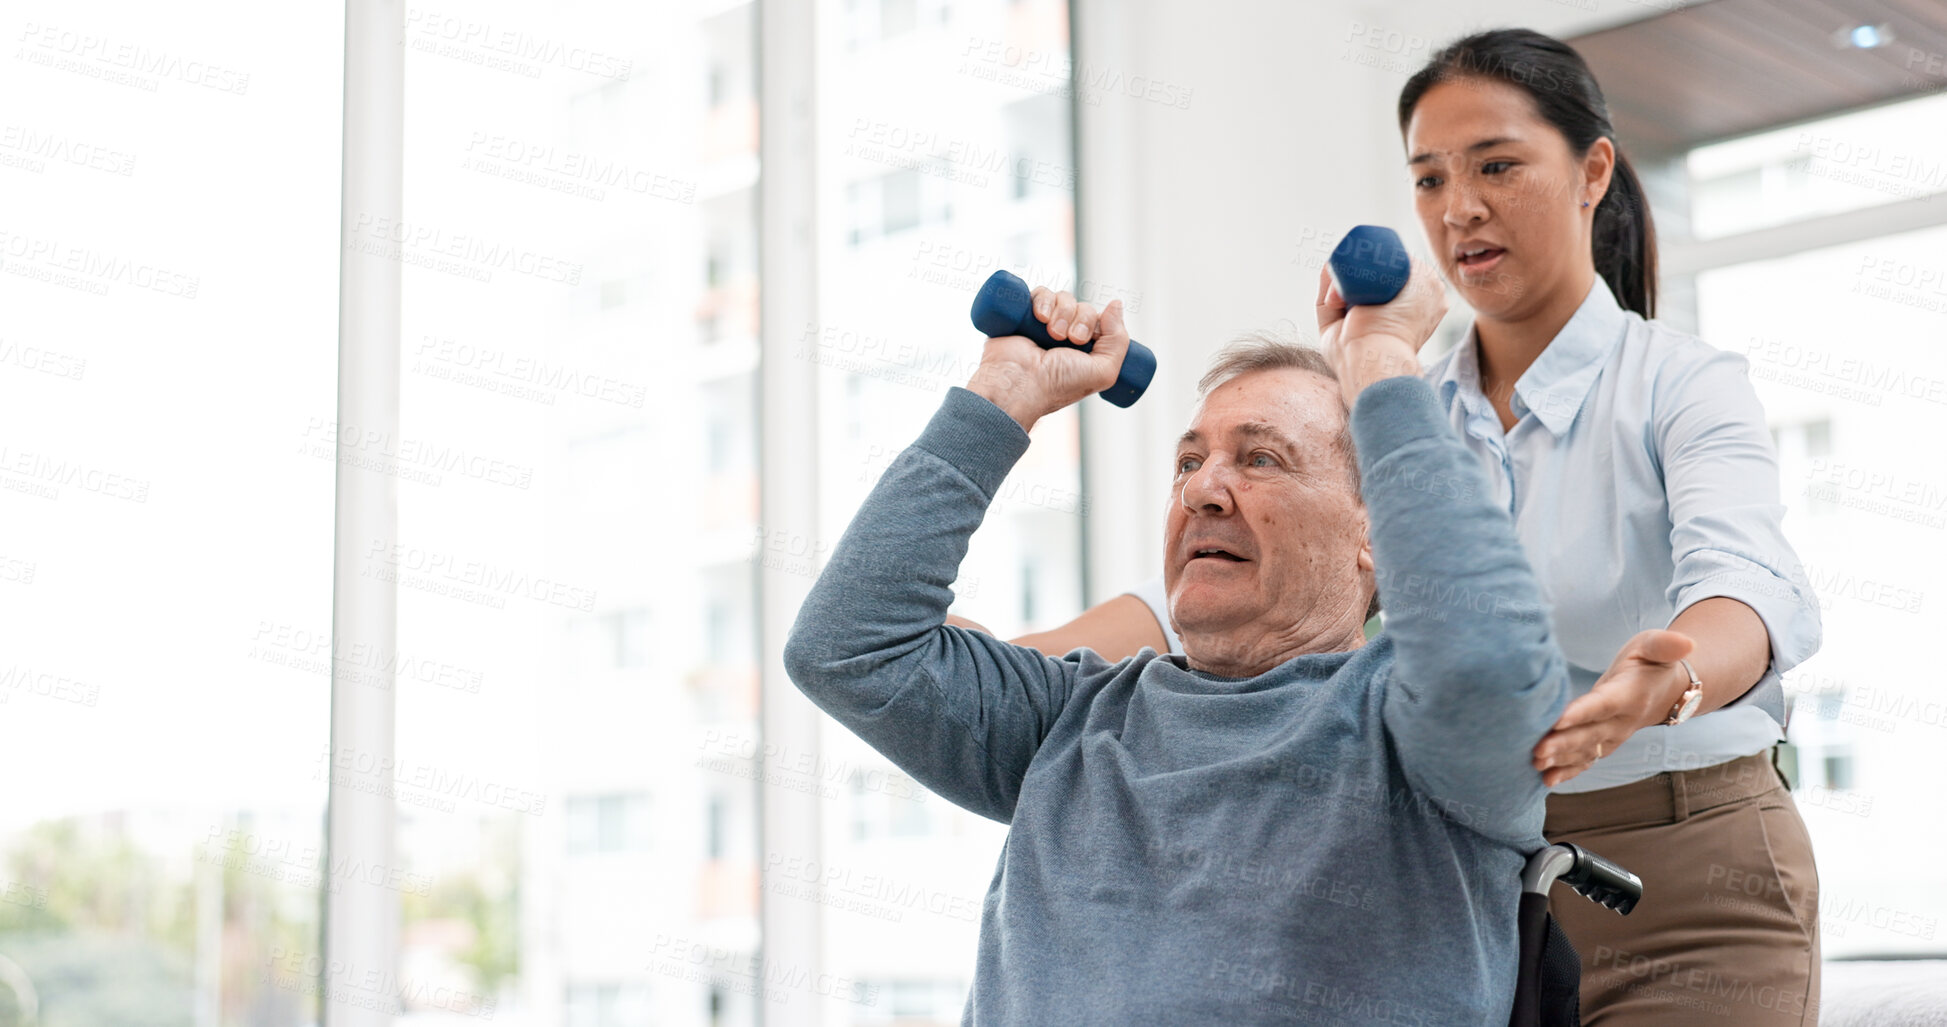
left=1327, top=225, right=1412, bottom=306
left=970, top=270, right=1157, bottom=408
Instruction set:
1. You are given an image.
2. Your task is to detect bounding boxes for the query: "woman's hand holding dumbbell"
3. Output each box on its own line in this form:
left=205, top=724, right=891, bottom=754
left=1318, top=259, right=1447, bottom=410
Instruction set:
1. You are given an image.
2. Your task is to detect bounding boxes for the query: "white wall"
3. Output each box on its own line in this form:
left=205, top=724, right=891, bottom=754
left=1071, top=0, right=1651, bottom=600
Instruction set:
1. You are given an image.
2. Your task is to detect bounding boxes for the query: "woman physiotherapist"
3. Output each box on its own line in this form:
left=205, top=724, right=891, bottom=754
left=981, top=29, right=1826, bottom=1026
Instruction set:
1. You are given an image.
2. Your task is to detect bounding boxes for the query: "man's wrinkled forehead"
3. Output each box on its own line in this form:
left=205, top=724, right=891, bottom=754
left=1180, top=368, right=1345, bottom=454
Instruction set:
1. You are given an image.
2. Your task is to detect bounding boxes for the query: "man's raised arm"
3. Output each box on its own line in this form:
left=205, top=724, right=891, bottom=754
left=782, top=294, right=1133, bottom=823
left=1319, top=266, right=1568, bottom=847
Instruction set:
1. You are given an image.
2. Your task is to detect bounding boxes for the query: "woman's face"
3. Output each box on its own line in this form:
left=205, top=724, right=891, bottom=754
left=1404, top=77, right=1612, bottom=323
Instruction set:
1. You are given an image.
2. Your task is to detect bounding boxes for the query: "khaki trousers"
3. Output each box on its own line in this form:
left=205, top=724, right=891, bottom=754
left=1543, top=750, right=1821, bottom=1026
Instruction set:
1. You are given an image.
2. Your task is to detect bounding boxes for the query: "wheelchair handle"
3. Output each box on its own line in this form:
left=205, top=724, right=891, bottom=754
left=1521, top=842, right=1642, bottom=916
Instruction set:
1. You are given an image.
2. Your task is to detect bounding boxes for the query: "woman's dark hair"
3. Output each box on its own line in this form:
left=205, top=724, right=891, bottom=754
left=1397, top=29, right=1657, bottom=319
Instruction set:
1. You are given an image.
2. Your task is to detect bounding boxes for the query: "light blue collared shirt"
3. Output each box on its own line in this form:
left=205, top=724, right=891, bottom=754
left=1131, top=277, right=1823, bottom=791
left=1422, top=276, right=1821, bottom=791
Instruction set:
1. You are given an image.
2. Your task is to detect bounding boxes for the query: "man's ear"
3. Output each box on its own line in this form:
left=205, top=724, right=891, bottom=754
left=1356, top=512, right=1375, bottom=574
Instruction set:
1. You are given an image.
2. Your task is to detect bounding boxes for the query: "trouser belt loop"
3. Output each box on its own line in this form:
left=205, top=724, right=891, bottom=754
left=1670, top=770, right=1690, bottom=823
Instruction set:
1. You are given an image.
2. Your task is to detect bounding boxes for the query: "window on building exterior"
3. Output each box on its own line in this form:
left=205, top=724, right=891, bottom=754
left=1684, top=91, right=1947, bottom=960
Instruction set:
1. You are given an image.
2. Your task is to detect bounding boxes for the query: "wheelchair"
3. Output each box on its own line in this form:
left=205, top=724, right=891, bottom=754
left=1511, top=842, right=1644, bottom=1027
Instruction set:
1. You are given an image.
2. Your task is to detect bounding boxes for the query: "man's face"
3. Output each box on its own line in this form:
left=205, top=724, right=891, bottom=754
left=1164, top=368, right=1371, bottom=649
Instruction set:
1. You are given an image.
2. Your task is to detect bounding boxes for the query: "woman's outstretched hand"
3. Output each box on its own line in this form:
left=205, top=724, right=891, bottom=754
left=1533, top=629, right=1695, bottom=787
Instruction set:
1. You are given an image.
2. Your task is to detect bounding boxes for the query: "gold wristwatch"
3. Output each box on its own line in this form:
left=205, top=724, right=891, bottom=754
left=1663, top=658, right=1703, bottom=726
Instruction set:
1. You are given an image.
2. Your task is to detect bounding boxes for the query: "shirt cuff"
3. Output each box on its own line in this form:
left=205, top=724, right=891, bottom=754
left=1673, top=568, right=1823, bottom=674
left=913, top=387, right=1034, bottom=499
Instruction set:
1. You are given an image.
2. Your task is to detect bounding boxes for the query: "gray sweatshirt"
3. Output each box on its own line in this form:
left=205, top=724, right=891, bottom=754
left=785, top=378, right=1570, bottom=1025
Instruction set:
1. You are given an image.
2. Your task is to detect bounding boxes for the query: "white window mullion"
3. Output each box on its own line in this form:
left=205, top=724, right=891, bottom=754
left=1664, top=192, right=1947, bottom=278
left=757, top=0, right=825, bottom=1024
left=323, top=0, right=404, bottom=1022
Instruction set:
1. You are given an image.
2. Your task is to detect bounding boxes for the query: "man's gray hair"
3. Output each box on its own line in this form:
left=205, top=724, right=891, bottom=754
left=1197, top=328, right=1380, bottom=623
left=1198, top=328, right=1339, bottom=398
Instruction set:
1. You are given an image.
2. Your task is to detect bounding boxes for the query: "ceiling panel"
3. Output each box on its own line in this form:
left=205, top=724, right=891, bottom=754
left=1570, top=0, right=1947, bottom=156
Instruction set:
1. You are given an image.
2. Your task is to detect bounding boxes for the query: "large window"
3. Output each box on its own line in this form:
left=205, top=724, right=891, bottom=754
left=392, top=1, right=763, bottom=1023
left=3, top=2, right=1079, bottom=1023
left=1683, top=96, right=1947, bottom=959
left=0, top=2, right=344, bottom=1023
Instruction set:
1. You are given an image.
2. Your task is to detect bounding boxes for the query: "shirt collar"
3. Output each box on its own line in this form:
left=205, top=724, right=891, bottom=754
left=1434, top=276, right=1629, bottom=436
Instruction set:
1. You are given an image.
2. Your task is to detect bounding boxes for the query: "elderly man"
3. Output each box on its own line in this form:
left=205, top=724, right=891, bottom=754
left=784, top=265, right=1572, bottom=1025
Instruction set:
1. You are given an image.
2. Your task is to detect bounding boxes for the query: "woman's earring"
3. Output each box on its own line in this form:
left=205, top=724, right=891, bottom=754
left=1581, top=200, right=1591, bottom=208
